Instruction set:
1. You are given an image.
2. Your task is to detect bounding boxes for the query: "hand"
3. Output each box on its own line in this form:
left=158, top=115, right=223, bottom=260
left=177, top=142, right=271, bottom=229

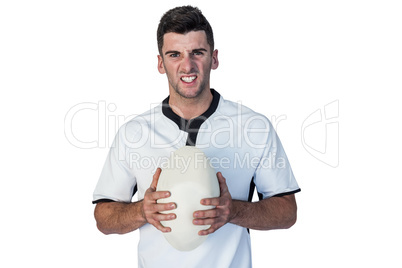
left=193, top=172, right=234, bottom=235
left=142, top=168, right=176, bottom=232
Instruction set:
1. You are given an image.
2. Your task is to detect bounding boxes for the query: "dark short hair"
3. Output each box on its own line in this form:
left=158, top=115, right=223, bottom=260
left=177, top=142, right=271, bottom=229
left=157, top=6, right=214, bottom=56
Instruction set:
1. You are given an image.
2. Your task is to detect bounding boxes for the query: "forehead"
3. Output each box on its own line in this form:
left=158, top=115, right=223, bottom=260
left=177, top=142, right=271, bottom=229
left=162, top=31, right=209, bottom=52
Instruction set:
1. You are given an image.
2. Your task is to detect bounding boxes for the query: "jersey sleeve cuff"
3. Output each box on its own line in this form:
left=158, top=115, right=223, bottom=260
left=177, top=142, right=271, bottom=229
left=92, top=198, right=116, bottom=204
left=271, top=188, right=301, bottom=198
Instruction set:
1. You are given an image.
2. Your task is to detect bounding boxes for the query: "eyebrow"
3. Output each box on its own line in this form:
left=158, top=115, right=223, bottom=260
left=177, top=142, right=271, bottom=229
left=164, top=48, right=208, bottom=56
left=192, top=48, right=208, bottom=53
left=164, top=50, right=180, bottom=56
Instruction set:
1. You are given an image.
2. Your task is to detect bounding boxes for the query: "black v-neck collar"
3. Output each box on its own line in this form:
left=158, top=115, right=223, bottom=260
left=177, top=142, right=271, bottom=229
left=162, top=89, right=220, bottom=146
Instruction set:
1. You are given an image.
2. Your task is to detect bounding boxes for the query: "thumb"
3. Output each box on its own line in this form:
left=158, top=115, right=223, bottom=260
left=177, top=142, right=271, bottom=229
left=216, top=172, right=228, bottom=193
left=151, top=168, right=162, bottom=190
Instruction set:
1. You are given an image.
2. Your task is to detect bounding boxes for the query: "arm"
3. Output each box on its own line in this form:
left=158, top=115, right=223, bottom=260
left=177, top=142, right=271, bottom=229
left=94, top=200, right=146, bottom=235
left=230, top=194, right=297, bottom=230
left=193, top=172, right=297, bottom=235
left=94, top=168, right=176, bottom=235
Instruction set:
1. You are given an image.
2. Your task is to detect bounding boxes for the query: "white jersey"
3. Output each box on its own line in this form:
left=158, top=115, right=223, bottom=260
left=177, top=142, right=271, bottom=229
left=93, top=89, right=300, bottom=268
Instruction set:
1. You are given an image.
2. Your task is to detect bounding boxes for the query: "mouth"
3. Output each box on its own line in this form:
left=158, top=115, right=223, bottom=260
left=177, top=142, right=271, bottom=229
left=180, top=75, right=197, bottom=83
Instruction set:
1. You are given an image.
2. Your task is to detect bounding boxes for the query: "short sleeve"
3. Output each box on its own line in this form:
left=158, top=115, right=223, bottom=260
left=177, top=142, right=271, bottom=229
left=253, top=122, right=300, bottom=199
left=92, top=126, right=137, bottom=203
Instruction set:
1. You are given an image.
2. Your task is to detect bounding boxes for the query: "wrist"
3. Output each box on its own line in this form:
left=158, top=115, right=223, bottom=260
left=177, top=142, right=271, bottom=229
left=137, top=200, right=147, bottom=224
left=229, top=200, right=242, bottom=224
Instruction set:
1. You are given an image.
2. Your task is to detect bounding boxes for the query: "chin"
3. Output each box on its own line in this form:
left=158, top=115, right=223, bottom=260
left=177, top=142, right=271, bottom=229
left=176, top=87, right=204, bottom=99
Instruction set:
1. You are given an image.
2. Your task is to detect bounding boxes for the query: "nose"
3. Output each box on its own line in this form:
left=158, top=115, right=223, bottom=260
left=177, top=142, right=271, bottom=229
left=180, top=53, right=196, bottom=74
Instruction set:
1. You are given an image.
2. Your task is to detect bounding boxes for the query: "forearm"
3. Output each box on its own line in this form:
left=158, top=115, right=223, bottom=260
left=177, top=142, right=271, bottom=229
left=94, top=200, right=147, bottom=235
left=230, top=194, right=297, bottom=230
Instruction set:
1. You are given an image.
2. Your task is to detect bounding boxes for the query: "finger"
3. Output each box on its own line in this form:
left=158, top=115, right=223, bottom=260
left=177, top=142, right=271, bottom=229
left=147, top=202, right=176, bottom=213
left=193, top=208, right=218, bottom=219
left=151, top=220, right=172, bottom=233
left=152, top=212, right=176, bottom=222
left=200, top=196, right=229, bottom=207
left=150, top=168, right=162, bottom=189
left=146, top=190, right=171, bottom=202
left=193, top=217, right=217, bottom=226
left=198, top=224, right=220, bottom=236
left=216, top=172, right=229, bottom=193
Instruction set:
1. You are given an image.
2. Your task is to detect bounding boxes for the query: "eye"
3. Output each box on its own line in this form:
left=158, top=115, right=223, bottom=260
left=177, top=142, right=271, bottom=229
left=170, top=53, right=180, bottom=58
left=192, top=51, right=204, bottom=56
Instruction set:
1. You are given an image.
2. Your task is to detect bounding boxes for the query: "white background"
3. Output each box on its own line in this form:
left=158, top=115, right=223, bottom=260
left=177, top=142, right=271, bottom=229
left=1, top=0, right=401, bottom=267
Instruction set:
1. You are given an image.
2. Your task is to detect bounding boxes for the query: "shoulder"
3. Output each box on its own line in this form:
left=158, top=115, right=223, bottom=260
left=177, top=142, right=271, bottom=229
left=117, top=103, right=164, bottom=143
left=216, top=95, right=272, bottom=130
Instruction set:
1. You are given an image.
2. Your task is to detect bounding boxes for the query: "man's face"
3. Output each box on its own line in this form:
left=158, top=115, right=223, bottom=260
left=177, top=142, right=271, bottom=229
left=158, top=31, right=219, bottom=99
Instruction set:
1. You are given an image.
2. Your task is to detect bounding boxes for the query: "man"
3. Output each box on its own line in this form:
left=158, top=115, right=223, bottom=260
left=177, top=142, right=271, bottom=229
left=93, top=6, right=300, bottom=268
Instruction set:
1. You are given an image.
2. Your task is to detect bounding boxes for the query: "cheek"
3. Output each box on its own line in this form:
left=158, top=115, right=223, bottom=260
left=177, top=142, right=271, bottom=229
left=201, top=62, right=213, bottom=75
left=162, top=64, right=173, bottom=76
left=165, top=62, right=179, bottom=73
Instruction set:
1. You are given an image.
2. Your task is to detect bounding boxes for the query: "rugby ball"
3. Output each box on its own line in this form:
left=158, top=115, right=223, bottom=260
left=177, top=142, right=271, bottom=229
left=156, top=146, right=220, bottom=251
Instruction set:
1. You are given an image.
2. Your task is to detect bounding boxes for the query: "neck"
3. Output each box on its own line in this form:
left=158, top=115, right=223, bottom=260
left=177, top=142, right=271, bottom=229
left=169, top=89, right=213, bottom=120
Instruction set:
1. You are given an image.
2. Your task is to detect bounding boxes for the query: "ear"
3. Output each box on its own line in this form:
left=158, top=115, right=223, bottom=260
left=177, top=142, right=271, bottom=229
left=211, top=49, right=219, bottom=70
left=157, top=55, right=166, bottom=74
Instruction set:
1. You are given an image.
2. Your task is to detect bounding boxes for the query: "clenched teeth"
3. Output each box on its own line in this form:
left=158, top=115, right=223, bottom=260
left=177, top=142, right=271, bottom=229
left=181, top=76, right=197, bottom=83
